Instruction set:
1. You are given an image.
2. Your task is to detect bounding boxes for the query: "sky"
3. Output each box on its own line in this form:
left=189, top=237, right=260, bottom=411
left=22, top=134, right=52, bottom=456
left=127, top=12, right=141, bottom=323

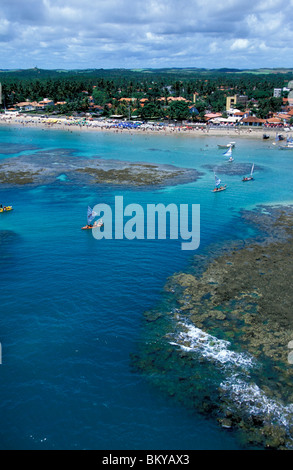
left=0, top=0, right=292, bottom=70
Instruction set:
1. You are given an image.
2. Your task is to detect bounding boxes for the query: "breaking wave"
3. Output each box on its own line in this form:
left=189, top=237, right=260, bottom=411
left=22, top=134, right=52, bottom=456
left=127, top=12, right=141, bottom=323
left=220, top=376, right=293, bottom=431
left=169, top=321, right=255, bottom=370
left=169, top=321, right=293, bottom=447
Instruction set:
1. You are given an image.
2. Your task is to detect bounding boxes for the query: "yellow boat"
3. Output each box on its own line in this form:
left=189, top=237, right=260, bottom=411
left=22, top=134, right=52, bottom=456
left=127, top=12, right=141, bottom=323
left=0, top=206, right=13, bottom=213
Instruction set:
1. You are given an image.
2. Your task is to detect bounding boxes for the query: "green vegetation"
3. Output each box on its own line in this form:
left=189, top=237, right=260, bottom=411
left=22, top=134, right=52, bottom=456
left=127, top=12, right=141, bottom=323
left=1, top=67, right=292, bottom=121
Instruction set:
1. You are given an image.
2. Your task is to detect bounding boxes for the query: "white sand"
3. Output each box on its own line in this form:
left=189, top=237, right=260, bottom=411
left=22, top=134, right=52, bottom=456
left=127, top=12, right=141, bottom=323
left=0, top=113, right=287, bottom=140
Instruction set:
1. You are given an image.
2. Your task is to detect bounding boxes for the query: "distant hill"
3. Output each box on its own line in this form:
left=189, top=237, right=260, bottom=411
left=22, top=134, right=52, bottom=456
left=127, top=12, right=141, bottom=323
left=0, top=67, right=293, bottom=81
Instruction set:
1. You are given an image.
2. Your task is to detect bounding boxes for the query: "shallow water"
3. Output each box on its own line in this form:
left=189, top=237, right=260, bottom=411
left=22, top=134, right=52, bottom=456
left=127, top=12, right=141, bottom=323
left=0, top=126, right=292, bottom=450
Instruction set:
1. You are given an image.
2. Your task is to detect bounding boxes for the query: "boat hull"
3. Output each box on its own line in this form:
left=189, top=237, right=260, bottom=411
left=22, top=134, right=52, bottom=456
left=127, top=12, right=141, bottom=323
left=82, top=223, right=104, bottom=230
left=217, top=143, right=235, bottom=149
left=211, top=186, right=227, bottom=192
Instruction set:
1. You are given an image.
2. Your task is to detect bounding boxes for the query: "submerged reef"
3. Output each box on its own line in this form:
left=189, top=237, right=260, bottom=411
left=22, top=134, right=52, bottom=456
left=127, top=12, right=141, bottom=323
left=202, top=163, right=264, bottom=176
left=0, top=143, right=40, bottom=155
left=0, top=149, right=201, bottom=188
left=132, top=205, right=293, bottom=450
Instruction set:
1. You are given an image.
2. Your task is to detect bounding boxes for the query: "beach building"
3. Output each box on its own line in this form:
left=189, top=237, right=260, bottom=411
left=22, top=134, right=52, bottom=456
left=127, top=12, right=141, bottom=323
left=273, top=113, right=292, bottom=124
left=139, top=98, right=149, bottom=107
left=266, top=117, right=282, bottom=126
left=226, top=108, right=247, bottom=118
left=15, top=102, right=36, bottom=111
left=226, top=94, right=248, bottom=111
left=119, top=97, right=136, bottom=104
left=226, top=95, right=237, bottom=110
left=189, top=106, right=199, bottom=116
left=241, top=116, right=266, bottom=127
left=167, top=97, right=189, bottom=103
left=273, top=88, right=282, bottom=98
left=287, top=81, right=293, bottom=107
left=204, top=112, right=223, bottom=123
left=38, top=98, right=54, bottom=107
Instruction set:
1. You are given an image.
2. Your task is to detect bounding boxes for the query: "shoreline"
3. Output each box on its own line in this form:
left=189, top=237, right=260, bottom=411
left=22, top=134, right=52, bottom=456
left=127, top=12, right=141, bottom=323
left=0, top=114, right=288, bottom=140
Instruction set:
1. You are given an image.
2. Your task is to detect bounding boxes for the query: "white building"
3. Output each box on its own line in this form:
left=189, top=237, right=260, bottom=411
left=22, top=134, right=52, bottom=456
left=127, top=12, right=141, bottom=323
left=273, top=88, right=282, bottom=98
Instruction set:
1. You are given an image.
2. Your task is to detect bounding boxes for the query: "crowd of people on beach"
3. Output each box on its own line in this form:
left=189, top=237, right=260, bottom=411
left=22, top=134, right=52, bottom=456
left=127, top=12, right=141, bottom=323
left=0, top=112, right=290, bottom=136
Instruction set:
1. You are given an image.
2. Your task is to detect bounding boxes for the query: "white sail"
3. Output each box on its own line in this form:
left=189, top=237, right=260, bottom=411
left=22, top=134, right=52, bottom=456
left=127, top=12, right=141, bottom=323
left=250, top=163, right=254, bottom=176
left=215, top=175, right=221, bottom=187
left=223, top=146, right=232, bottom=157
left=87, top=206, right=97, bottom=225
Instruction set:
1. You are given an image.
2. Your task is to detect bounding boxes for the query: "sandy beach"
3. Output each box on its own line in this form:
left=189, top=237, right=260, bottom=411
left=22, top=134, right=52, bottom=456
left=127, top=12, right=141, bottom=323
left=0, top=113, right=288, bottom=139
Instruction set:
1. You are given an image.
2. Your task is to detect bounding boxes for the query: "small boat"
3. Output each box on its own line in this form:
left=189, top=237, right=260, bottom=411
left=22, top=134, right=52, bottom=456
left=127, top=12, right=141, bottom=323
left=242, top=163, right=254, bottom=182
left=276, top=133, right=285, bottom=141
left=0, top=205, right=13, bottom=213
left=212, top=185, right=227, bottom=192
left=217, top=142, right=235, bottom=149
left=82, top=220, right=104, bottom=230
left=263, top=133, right=270, bottom=140
left=279, top=138, right=293, bottom=150
left=82, top=206, right=104, bottom=230
left=212, top=174, right=227, bottom=192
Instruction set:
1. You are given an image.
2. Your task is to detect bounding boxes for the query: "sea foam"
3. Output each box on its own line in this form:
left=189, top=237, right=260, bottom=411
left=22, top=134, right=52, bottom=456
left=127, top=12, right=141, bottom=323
left=169, top=321, right=254, bottom=370
left=169, top=321, right=293, bottom=445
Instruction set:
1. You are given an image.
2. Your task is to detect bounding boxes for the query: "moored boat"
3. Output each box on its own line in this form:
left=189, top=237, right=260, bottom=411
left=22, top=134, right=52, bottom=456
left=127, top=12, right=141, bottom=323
left=82, top=220, right=104, bottom=230
left=212, top=174, right=227, bottom=192
left=242, top=163, right=254, bottom=182
left=212, top=185, right=227, bottom=192
left=217, top=142, right=235, bottom=149
left=279, top=140, right=293, bottom=150
left=82, top=206, right=103, bottom=230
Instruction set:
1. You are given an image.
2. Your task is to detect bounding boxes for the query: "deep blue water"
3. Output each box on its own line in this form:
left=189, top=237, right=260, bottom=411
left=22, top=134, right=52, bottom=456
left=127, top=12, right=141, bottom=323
left=0, top=126, right=292, bottom=450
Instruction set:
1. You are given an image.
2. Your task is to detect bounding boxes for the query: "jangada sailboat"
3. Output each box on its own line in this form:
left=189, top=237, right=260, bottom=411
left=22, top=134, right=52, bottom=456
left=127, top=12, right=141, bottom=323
left=223, top=146, right=234, bottom=162
left=223, top=146, right=233, bottom=157
left=82, top=206, right=104, bottom=230
left=212, top=173, right=227, bottom=192
left=242, top=163, right=254, bottom=182
left=279, top=136, right=293, bottom=150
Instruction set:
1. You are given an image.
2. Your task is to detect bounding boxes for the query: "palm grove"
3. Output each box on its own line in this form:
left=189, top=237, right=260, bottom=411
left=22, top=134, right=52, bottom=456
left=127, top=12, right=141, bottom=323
left=0, top=68, right=291, bottom=122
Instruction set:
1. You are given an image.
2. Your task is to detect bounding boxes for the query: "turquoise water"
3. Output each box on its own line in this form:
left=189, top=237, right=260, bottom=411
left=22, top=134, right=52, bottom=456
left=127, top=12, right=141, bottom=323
left=0, top=126, right=292, bottom=450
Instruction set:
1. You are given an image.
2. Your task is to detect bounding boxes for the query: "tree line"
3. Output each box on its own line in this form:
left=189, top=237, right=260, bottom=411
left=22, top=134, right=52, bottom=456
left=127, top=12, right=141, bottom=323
left=0, top=68, right=292, bottom=120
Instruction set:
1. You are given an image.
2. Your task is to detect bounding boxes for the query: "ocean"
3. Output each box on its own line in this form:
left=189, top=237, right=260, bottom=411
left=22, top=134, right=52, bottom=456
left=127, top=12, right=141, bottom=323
left=0, top=125, right=292, bottom=450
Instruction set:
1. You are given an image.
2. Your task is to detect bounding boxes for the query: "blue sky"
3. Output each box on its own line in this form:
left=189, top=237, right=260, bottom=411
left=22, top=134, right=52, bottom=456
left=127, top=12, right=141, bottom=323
left=0, top=0, right=292, bottom=70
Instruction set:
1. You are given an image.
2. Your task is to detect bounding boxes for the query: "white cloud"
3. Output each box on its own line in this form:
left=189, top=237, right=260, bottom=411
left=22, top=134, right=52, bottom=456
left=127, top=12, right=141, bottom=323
left=0, top=0, right=292, bottom=69
left=231, top=39, right=249, bottom=51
